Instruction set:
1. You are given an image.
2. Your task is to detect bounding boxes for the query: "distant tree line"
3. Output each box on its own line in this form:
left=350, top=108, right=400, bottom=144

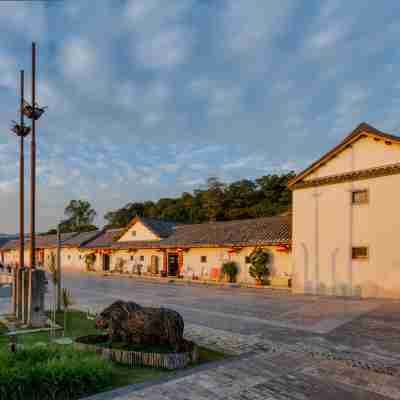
left=104, top=173, right=295, bottom=229
left=44, top=172, right=295, bottom=234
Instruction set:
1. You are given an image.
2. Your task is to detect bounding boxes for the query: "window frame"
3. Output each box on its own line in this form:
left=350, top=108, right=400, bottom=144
left=351, top=189, right=369, bottom=205
left=131, top=230, right=137, bottom=237
left=200, top=255, right=207, bottom=263
left=352, top=246, right=369, bottom=260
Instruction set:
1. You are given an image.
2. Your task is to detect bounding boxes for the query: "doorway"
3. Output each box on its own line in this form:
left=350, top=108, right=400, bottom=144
left=168, top=253, right=179, bottom=276
left=103, top=254, right=110, bottom=272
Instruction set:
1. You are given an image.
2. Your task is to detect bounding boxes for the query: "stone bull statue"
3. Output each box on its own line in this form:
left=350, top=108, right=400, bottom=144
left=96, top=300, right=185, bottom=351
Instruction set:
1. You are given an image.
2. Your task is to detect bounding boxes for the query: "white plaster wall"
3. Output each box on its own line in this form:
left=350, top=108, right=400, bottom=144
left=182, top=247, right=291, bottom=283
left=305, top=136, right=400, bottom=181
left=118, top=221, right=160, bottom=242
left=293, top=173, right=400, bottom=298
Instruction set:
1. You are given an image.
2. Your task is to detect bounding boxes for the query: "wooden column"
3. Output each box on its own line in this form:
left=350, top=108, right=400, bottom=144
left=163, top=251, right=168, bottom=275
left=178, top=251, right=184, bottom=276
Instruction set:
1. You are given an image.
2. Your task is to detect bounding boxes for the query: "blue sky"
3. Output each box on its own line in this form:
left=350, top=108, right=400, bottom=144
left=1, top=0, right=400, bottom=233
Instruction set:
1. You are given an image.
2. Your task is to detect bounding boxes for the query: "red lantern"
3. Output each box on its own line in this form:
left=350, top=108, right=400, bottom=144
left=276, top=245, right=290, bottom=252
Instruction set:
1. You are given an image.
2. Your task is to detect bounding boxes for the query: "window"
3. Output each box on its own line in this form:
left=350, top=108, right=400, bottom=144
left=352, top=246, right=368, bottom=259
left=130, top=256, right=134, bottom=261
left=67, top=255, right=71, bottom=260
left=140, top=255, right=144, bottom=261
left=352, top=190, right=368, bottom=204
left=245, top=256, right=251, bottom=264
left=201, top=256, right=207, bottom=263
left=131, top=231, right=136, bottom=237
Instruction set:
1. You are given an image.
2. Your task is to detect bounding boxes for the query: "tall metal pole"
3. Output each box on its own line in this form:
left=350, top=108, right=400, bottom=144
left=28, top=42, right=36, bottom=325
left=12, top=71, right=26, bottom=318
left=57, top=225, right=62, bottom=311
left=18, top=70, right=25, bottom=319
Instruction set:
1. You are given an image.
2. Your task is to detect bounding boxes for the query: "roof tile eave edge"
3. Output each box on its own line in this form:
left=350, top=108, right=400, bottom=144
left=288, top=123, right=400, bottom=188
left=292, top=162, right=400, bottom=189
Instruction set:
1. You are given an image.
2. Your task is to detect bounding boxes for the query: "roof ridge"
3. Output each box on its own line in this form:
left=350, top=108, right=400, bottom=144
left=289, top=122, right=400, bottom=188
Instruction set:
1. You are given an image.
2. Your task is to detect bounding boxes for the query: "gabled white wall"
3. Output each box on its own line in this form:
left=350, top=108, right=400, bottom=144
left=118, top=221, right=160, bottom=242
left=305, top=135, right=400, bottom=181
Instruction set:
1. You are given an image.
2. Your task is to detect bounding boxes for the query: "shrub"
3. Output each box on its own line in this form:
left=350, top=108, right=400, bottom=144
left=248, top=248, right=271, bottom=284
left=84, top=253, right=96, bottom=272
left=221, top=261, right=239, bottom=283
left=0, top=346, right=113, bottom=400
left=114, top=258, right=126, bottom=274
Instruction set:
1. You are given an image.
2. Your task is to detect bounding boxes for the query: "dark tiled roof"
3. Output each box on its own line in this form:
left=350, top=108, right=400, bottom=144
left=289, top=122, right=400, bottom=188
left=1, top=239, right=19, bottom=251
left=161, top=216, right=291, bottom=247
left=83, top=216, right=291, bottom=249
left=1, top=232, right=85, bottom=251
left=36, top=232, right=78, bottom=248
left=0, top=238, right=13, bottom=248
left=82, top=229, right=124, bottom=248
left=139, top=217, right=179, bottom=238
left=61, top=230, right=102, bottom=247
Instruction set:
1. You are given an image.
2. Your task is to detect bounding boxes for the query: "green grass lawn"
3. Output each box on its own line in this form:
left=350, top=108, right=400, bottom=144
left=0, top=309, right=227, bottom=398
left=0, top=321, right=7, bottom=335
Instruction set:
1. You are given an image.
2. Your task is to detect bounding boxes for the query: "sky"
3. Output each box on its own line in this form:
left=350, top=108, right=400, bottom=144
left=1, top=0, right=400, bottom=233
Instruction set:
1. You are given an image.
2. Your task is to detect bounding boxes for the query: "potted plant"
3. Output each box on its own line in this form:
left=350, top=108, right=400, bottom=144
left=222, top=261, right=239, bottom=283
left=84, top=253, right=96, bottom=272
left=114, top=258, right=126, bottom=274
left=248, top=248, right=271, bottom=286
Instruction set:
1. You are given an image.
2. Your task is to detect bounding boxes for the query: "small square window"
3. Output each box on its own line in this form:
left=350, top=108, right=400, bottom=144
left=245, top=256, right=251, bottom=264
left=352, top=246, right=368, bottom=259
left=201, top=256, right=207, bottom=263
left=131, top=231, right=136, bottom=237
left=352, top=190, right=368, bottom=204
left=130, top=256, right=134, bottom=261
left=140, top=255, right=144, bottom=261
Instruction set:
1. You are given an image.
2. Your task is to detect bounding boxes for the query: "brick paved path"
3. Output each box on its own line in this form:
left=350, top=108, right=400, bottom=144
left=3, top=272, right=400, bottom=399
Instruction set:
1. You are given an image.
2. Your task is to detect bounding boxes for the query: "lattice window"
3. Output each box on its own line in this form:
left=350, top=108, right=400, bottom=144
left=352, top=246, right=368, bottom=259
left=352, top=190, right=369, bottom=204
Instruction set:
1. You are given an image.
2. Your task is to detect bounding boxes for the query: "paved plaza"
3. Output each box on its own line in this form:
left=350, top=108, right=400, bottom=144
left=2, top=272, right=400, bottom=399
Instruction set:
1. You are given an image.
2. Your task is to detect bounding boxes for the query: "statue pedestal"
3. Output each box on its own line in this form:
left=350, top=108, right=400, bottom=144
left=30, top=269, right=47, bottom=327
left=14, top=268, right=47, bottom=327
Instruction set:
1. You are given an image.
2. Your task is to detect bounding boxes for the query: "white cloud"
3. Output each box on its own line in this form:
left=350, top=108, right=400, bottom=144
left=222, top=0, right=295, bottom=55
left=0, top=2, right=46, bottom=40
left=125, top=0, right=193, bottom=69
left=0, top=52, right=17, bottom=89
left=59, top=38, right=98, bottom=80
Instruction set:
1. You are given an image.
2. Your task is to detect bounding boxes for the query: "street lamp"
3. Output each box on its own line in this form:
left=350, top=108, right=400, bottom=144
left=10, top=70, right=30, bottom=320
left=11, top=121, right=31, bottom=137
left=22, top=100, right=47, bottom=121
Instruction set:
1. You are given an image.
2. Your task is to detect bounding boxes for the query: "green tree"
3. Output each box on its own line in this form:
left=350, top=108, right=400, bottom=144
left=57, top=200, right=97, bottom=233
left=249, top=248, right=271, bottom=284
left=203, top=177, right=226, bottom=222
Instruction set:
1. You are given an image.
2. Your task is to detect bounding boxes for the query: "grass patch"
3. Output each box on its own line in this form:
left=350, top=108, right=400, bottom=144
left=0, top=310, right=228, bottom=398
left=0, top=346, right=113, bottom=400
left=0, top=321, right=8, bottom=335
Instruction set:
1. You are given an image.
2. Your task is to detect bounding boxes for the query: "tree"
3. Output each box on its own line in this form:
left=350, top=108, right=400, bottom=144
left=249, top=248, right=271, bottom=285
left=59, top=200, right=97, bottom=233
left=104, top=202, right=144, bottom=229
left=102, top=172, right=295, bottom=227
left=203, top=177, right=226, bottom=222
